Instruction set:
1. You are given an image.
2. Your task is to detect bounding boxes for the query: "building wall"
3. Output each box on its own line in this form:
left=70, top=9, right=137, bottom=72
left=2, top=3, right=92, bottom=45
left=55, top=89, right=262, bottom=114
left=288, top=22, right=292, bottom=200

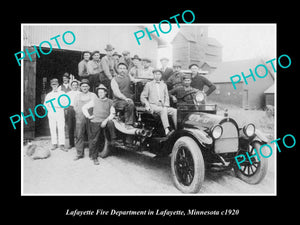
left=208, top=82, right=243, bottom=107
left=23, top=25, right=159, bottom=66
left=172, top=33, right=189, bottom=68
left=243, top=70, right=274, bottom=109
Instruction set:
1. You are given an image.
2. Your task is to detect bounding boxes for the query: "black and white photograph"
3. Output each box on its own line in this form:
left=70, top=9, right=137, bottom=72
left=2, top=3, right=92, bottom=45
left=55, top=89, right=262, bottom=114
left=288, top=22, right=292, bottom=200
left=20, top=23, right=276, bottom=195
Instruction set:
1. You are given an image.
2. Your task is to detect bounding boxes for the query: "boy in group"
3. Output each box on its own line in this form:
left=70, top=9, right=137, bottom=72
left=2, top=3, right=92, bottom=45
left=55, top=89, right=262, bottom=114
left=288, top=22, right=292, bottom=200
left=44, top=78, right=67, bottom=151
left=73, top=79, right=98, bottom=161
left=82, top=84, right=119, bottom=165
left=140, top=69, right=177, bottom=136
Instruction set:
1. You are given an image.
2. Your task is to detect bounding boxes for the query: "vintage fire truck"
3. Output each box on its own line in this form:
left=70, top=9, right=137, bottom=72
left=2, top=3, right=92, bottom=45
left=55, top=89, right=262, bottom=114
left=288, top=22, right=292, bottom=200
left=97, top=80, right=268, bottom=193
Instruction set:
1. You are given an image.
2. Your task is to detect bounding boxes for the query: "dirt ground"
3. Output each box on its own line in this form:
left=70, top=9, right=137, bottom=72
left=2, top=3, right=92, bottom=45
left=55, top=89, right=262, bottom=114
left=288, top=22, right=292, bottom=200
left=22, top=106, right=276, bottom=195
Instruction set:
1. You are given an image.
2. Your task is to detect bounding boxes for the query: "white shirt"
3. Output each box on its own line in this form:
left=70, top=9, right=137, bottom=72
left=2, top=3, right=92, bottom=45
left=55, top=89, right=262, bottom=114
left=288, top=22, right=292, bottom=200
left=66, top=90, right=80, bottom=106
left=43, top=90, right=66, bottom=113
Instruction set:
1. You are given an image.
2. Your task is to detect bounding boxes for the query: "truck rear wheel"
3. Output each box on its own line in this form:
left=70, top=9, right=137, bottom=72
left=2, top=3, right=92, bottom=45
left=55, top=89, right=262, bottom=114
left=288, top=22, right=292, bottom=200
left=171, top=136, right=205, bottom=193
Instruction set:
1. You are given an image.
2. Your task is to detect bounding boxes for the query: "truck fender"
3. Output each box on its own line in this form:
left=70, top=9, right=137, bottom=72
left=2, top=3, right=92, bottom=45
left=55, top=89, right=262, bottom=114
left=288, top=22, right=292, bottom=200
left=183, top=128, right=213, bottom=145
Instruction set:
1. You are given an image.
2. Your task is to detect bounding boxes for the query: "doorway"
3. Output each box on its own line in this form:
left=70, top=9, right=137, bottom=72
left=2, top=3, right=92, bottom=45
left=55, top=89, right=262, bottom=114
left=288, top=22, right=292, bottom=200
left=35, top=48, right=82, bottom=136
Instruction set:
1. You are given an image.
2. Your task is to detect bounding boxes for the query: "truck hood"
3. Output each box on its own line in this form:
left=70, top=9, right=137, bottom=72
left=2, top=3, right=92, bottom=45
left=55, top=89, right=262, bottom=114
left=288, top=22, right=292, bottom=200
left=182, top=112, right=225, bottom=130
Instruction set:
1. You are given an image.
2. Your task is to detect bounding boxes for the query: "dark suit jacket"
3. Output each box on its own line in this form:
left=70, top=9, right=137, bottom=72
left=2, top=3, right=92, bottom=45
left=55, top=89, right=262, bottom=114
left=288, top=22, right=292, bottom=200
left=161, top=67, right=173, bottom=82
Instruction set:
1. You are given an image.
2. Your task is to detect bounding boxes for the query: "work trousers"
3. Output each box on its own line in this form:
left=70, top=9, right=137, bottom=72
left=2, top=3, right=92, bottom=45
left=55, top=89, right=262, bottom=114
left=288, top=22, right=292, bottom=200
left=113, top=99, right=135, bottom=126
left=149, top=104, right=177, bottom=130
left=65, top=106, right=76, bottom=147
left=99, top=72, right=112, bottom=98
left=47, top=108, right=65, bottom=145
left=89, top=120, right=116, bottom=159
left=88, top=73, right=101, bottom=93
left=75, top=117, right=90, bottom=157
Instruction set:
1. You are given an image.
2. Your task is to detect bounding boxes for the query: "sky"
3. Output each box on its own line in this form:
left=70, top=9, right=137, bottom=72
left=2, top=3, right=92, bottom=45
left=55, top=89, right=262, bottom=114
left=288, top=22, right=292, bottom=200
left=156, top=24, right=276, bottom=64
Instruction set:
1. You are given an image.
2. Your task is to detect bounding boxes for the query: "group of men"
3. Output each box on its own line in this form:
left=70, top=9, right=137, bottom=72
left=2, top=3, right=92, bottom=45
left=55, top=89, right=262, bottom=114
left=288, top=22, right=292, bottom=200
left=44, top=44, right=216, bottom=165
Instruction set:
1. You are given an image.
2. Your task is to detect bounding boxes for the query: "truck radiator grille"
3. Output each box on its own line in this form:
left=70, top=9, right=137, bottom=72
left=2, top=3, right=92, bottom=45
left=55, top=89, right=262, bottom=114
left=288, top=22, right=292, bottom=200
left=214, top=121, right=239, bottom=154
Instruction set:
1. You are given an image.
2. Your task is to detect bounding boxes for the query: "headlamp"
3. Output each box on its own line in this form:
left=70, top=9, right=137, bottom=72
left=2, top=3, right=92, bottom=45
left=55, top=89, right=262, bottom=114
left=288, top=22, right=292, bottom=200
left=211, top=125, right=223, bottom=139
left=243, top=123, right=255, bottom=137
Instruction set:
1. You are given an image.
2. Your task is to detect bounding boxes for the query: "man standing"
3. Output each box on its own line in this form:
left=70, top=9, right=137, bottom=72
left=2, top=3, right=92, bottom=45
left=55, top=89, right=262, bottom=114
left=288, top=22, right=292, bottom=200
left=112, top=51, right=121, bottom=72
left=44, top=78, right=67, bottom=151
left=189, top=64, right=216, bottom=96
left=73, top=79, right=98, bottom=161
left=65, top=79, right=80, bottom=149
left=82, top=84, right=118, bottom=165
left=140, top=69, right=177, bottom=136
left=119, top=50, right=134, bottom=72
left=129, top=55, right=142, bottom=78
left=100, top=44, right=116, bottom=97
left=78, top=51, right=91, bottom=79
left=59, top=73, right=72, bottom=93
left=87, top=50, right=102, bottom=92
left=111, top=62, right=136, bottom=129
left=160, top=57, right=173, bottom=82
left=139, top=58, right=154, bottom=80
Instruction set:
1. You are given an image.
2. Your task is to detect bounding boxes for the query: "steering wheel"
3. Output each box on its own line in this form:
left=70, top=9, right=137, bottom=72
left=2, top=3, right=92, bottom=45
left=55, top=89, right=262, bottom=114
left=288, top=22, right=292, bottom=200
left=177, top=90, right=199, bottom=103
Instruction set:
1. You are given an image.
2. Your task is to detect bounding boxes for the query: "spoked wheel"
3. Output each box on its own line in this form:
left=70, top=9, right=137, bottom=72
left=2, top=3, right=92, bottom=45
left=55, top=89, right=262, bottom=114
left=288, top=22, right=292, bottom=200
left=171, top=137, right=205, bottom=193
left=175, top=146, right=195, bottom=186
left=234, top=141, right=268, bottom=184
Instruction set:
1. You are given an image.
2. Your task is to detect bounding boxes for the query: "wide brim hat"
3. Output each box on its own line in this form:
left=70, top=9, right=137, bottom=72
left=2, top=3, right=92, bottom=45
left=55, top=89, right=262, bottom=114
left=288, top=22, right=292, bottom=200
left=142, top=58, right=151, bottom=63
left=182, top=73, right=192, bottom=80
left=122, top=50, right=130, bottom=56
left=70, top=79, right=80, bottom=85
left=160, top=57, right=169, bottom=62
left=173, top=63, right=182, bottom=68
left=112, top=51, right=121, bottom=57
left=50, top=78, right=59, bottom=85
left=131, top=54, right=141, bottom=61
left=96, top=84, right=108, bottom=92
left=62, top=72, right=70, bottom=78
left=80, top=79, right=90, bottom=86
left=188, top=63, right=199, bottom=69
left=152, top=69, right=163, bottom=74
left=104, top=44, right=115, bottom=51
left=91, top=50, right=100, bottom=57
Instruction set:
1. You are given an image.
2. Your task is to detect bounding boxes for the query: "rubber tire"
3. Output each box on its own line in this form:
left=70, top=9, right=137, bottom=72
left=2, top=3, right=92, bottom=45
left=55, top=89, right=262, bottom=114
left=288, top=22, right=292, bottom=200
left=234, top=141, right=268, bottom=184
left=171, top=136, right=205, bottom=193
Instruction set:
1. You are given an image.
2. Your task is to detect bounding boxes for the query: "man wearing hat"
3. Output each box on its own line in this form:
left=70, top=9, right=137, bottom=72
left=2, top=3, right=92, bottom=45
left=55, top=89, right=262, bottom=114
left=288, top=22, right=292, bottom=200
left=166, top=63, right=185, bottom=90
left=87, top=50, right=102, bottom=92
left=119, top=50, right=134, bottom=71
left=160, top=57, right=173, bottom=82
left=82, top=84, right=118, bottom=165
left=58, top=72, right=72, bottom=93
left=169, top=73, right=200, bottom=105
left=139, top=58, right=154, bottom=80
left=73, top=79, right=98, bottom=161
left=129, top=55, right=142, bottom=78
left=100, top=44, right=117, bottom=97
left=111, top=62, right=136, bottom=130
left=189, top=64, right=216, bottom=96
left=112, top=51, right=121, bottom=72
left=43, top=78, right=67, bottom=151
left=140, top=69, right=177, bottom=136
